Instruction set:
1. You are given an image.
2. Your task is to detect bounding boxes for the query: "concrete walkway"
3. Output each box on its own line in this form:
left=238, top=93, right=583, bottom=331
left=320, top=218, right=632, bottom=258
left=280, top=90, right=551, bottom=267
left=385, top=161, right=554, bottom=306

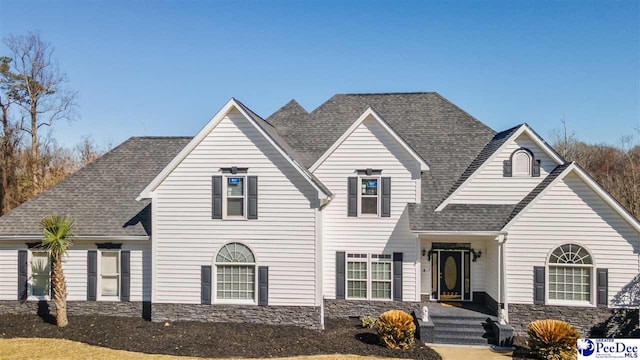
left=431, top=345, right=513, bottom=360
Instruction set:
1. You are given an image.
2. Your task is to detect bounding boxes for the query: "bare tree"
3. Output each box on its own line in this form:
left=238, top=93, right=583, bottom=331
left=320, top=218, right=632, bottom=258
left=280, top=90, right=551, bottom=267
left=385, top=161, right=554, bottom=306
left=2, top=32, right=77, bottom=194
left=0, top=56, right=23, bottom=215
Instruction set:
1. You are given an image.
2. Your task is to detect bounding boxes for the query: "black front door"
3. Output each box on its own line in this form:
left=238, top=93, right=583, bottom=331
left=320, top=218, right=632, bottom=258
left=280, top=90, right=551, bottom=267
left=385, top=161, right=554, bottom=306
left=439, top=251, right=462, bottom=300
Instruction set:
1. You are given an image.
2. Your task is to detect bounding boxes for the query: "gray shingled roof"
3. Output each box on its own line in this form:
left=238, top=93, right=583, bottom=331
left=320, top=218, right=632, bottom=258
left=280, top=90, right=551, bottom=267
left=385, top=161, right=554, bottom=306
left=267, top=93, right=497, bottom=211
left=0, top=137, right=191, bottom=237
left=408, top=203, right=516, bottom=232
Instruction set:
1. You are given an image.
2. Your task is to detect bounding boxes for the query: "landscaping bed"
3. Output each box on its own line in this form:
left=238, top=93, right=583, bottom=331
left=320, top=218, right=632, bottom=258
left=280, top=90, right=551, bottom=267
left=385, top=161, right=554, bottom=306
left=0, top=315, right=441, bottom=359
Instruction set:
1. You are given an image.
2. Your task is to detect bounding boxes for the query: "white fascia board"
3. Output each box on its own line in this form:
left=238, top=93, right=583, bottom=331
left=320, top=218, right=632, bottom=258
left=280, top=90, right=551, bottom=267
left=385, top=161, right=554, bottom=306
left=502, top=163, right=640, bottom=233
left=0, top=235, right=149, bottom=241
left=412, top=230, right=507, bottom=236
left=309, top=107, right=430, bottom=173
left=435, top=124, right=564, bottom=212
left=137, top=98, right=331, bottom=201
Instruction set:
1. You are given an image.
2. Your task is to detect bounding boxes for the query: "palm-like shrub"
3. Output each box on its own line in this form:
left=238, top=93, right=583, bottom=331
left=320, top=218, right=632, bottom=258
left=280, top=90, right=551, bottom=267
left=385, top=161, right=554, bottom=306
left=40, top=214, right=74, bottom=328
left=527, top=319, right=579, bottom=360
left=376, top=310, right=416, bottom=349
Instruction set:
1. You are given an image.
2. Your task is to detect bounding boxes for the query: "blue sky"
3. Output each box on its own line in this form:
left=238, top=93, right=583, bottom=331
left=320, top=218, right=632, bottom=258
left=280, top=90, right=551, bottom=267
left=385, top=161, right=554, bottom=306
left=0, top=0, right=638, bottom=149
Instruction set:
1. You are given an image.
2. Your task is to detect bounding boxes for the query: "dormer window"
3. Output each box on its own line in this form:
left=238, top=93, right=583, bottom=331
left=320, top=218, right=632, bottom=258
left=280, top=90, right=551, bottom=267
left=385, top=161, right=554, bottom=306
left=513, top=150, right=532, bottom=177
left=503, top=148, right=540, bottom=177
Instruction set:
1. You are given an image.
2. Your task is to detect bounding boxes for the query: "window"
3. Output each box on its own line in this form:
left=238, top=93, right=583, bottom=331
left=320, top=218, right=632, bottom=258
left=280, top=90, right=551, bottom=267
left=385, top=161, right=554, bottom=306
left=346, top=253, right=392, bottom=300
left=215, top=243, right=256, bottom=301
left=513, top=150, right=532, bottom=176
left=360, top=178, right=379, bottom=215
left=100, top=251, right=120, bottom=298
left=347, top=254, right=368, bottom=299
left=371, top=254, right=392, bottom=300
left=548, top=244, right=593, bottom=303
left=224, top=176, right=246, bottom=218
left=30, top=251, right=50, bottom=298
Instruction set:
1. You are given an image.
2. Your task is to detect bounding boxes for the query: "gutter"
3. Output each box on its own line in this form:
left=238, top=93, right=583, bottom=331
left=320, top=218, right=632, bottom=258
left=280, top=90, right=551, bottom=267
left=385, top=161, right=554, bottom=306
left=411, top=230, right=508, bottom=236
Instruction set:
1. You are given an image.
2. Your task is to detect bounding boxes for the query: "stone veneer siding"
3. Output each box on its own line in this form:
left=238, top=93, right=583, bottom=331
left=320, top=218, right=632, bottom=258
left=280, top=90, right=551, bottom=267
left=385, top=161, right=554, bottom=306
left=0, top=300, right=148, bottom=318
left=152, top=303, right=322, bottom=330
left=508, top=303, right=639, bottom=335
left=324, top=299, right=420, bottom=318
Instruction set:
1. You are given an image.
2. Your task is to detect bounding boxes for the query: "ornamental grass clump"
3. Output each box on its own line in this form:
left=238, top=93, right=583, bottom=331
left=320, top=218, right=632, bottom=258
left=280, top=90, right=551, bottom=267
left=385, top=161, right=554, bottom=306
left=527, top=319, right=580, bottom=360
left=376, top=310, right=416, bottom=350
left=361, top=315, right=377, bottom=329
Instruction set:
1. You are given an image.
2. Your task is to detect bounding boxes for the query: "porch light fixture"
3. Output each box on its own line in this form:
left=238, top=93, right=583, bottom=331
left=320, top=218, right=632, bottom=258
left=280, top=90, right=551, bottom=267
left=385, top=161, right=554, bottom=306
left=471, top=249, right=482, bottom=262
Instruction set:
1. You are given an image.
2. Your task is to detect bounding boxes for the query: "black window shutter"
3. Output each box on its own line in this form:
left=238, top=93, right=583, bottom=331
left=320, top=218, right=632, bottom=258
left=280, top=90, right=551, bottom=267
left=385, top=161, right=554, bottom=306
left=393, top=252, right=403, bottom=301
left=503, top=160, right=512, bottom=177
left=597, top=268, right=608, bottom=307
left=532, top=160, right=541, bottom=177
left=212, top=176, right=223, bottom=219
left=381, top=177, right=391, bottom=217
left=335, top=252, right=346, bottom=299
left=248, top=176, right=258, bottom=220
left=347, top=177, right=357, bottom=217
left=87, top=250, right=97, bottom=301
left=533, top=266, right=545, bottom=305
left=201, top=265, right=212, bottom=304
left=17, top=250, right=27, bottom=302
left=120, top=250, right=131, bottom=302
left=258, top=266, right=269, bottom=306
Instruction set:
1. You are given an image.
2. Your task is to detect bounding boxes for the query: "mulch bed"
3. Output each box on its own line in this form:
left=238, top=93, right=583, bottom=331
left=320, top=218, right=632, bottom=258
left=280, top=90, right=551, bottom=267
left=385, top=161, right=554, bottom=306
left=0, top=314, right=441, bottom=359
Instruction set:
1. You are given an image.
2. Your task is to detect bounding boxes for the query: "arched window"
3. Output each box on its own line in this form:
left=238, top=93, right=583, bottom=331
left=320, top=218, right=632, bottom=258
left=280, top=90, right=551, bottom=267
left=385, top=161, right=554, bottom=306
left=513, top=150, right=532, bottom=176
left=548, top=244, right=594, bottom=303
left=215, top=243, right=256, bottom=301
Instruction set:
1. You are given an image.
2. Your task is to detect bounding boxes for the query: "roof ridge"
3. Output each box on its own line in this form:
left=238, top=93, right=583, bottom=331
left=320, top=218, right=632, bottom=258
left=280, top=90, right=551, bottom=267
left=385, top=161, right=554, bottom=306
left=338, top=92, right=438, bottom=96
left=131, top=136, right=193, bottom=139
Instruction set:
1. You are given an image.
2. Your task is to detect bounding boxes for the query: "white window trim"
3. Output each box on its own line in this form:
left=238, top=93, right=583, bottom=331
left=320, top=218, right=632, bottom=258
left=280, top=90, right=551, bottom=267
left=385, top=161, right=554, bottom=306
left=98, top=250, right=121, bottom=301
left=512, top=150, right=532, bottom=177
left=28, top=250, right=50, bottom=301
left=213, top=262, right=258, bottom=305
left=545, top=244, right=596, bottom=307
left=357, top=176, right=381, bottom=217
left=345, top=253, right=393, bottom=301
left=222, top=174, right=248, bottom=220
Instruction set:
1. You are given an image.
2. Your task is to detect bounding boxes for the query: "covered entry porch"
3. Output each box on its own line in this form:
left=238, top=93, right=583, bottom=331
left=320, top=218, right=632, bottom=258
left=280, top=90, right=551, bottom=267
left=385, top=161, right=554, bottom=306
left=418, top=233, right=508, bottom=319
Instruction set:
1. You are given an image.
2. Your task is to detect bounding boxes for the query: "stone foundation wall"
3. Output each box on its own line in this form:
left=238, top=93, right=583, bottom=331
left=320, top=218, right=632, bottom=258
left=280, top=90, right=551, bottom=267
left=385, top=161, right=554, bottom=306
left=508, top=303, right=639, bottom=336
left=152, top=303, right=322, bottom=330
left=324, top=299, right=420, bottom=318
left=0, top=300, right=149, bottom=318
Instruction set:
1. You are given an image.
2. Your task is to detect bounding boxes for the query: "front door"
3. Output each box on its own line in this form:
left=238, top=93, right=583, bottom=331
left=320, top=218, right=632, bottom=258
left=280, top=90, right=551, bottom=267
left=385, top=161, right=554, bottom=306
left=439, top=251, right=462, bottom=300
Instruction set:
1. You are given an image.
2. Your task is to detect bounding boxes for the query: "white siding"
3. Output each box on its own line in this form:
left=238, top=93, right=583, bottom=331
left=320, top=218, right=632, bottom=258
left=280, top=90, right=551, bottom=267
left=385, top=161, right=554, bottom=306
left=419, top=236, right=493, bottom=299
left=505, top=172, right=640, bottom=306
left=153, top=110, right=319, bottom=306
left=0, top=240, right=150, bottom=302
left=483, top=239, right=499, bottom=301
left=451, top=133, right=559, bottom=204
left=314, top=116, right=422, bottom=301
left=0, top=243, right=18, bottom=300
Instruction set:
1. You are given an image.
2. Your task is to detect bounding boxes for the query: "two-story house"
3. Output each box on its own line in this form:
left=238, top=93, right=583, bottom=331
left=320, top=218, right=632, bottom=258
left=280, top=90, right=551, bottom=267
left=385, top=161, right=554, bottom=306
left=0, top=93, right=638, bottom=344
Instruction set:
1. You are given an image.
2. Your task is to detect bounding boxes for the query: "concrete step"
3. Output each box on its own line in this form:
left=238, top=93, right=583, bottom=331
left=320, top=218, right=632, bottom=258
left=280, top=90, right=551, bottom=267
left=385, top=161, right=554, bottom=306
left=433, top=327, right=488, bottom=337
left=432, top=334, right=492, bottom=346
left=430, top=317, right=488, bottom=325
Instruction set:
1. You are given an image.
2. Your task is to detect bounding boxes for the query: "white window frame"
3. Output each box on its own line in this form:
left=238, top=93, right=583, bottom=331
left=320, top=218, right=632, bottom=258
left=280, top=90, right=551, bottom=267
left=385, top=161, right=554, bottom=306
left=512, top=150, right=532, bottom=177
left=346, top=253, right=393, bottom=301
left=28, top=250, right=51, bottom=301
left=214, top=242, right=257, bottom=305
left=370, top=254, right=393, bottom=300
left=222, top=174, right=248, bottom=220
left=546, top=244, right=596, bottom=307
left=357, top=176, right=381, bottom=217
left=98, top=250, right=121, bottom=301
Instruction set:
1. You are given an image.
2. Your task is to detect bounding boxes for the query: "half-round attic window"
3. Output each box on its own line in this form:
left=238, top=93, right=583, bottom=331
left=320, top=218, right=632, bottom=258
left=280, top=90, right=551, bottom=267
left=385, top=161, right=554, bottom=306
left=513, top=150, right=532, bottom=176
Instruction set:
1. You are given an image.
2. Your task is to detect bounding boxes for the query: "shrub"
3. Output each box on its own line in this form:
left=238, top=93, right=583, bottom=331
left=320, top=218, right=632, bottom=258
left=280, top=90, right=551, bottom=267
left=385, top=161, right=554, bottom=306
left=376, top=310, right=416, bottom=350
left=361, top=315, right=377, bottom=329
left=527, top=319, right=580, bottom=360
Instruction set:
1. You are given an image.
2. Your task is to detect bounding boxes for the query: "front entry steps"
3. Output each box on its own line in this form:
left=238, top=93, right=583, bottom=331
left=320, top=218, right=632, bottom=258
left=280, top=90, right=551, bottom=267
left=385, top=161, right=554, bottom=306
left=430, top=312, right=495, bottom=346
left=418, top=302, right=513, bottom=346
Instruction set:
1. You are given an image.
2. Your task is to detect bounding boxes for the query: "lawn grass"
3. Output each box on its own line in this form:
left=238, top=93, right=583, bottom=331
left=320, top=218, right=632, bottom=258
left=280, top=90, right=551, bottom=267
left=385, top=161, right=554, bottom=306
left=0, top=338, right=402, bottom=360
